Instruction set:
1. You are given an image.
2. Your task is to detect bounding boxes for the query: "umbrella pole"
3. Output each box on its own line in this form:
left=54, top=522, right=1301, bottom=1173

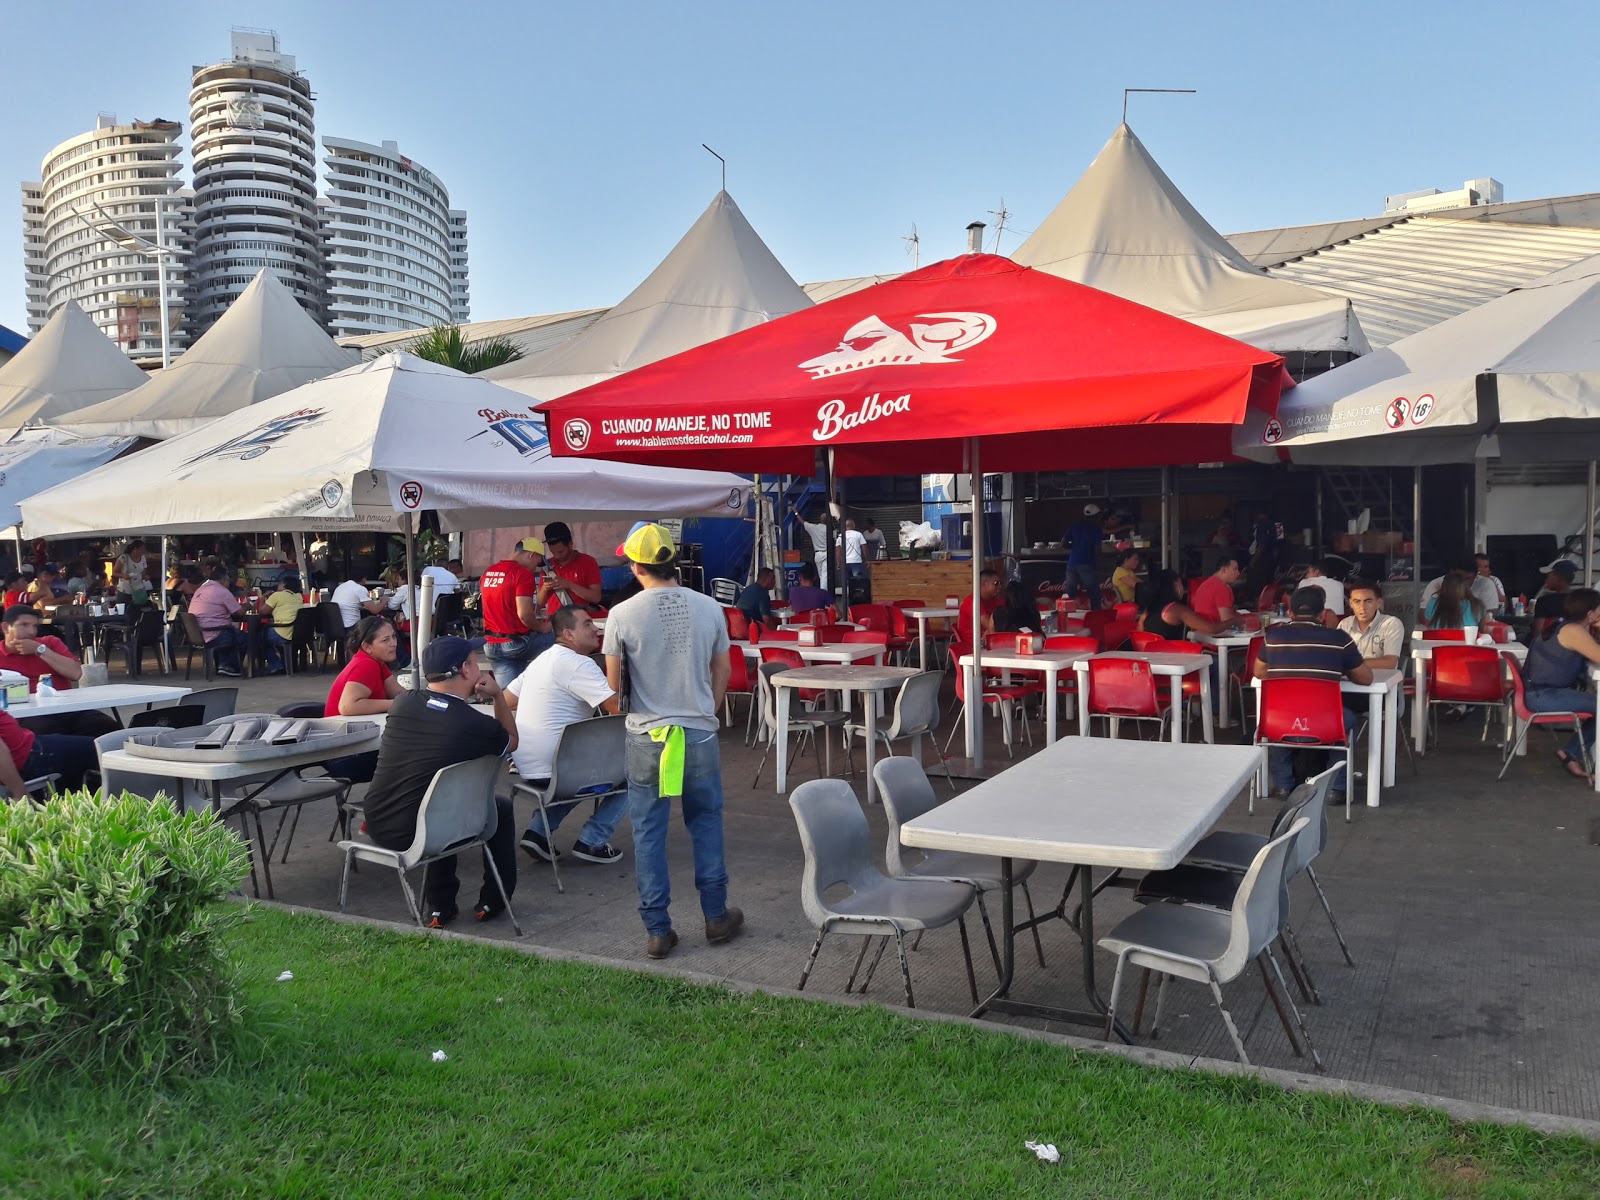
left=12, top=524, right=21, bottom=573
left=1586, top=461, right=1596, bottom=587
left=822, top=448, right=842, bottom=616
left=1160, top=467, right=1171, bottom=570
left=967, top=438, right=984, bottom=770
left=160, top=536, right=170, bottom=667
left=404, top=512, right=420, bottom=689
left=1413, top=466, right=1423, bottom=617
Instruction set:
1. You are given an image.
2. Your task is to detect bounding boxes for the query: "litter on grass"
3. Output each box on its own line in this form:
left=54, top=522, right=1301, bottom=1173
left=432, top=1050, right=449, bottom=1062
left=1025, top=1141, right=1061, bottom=1164
left=275, top=971, right=294, bottom=982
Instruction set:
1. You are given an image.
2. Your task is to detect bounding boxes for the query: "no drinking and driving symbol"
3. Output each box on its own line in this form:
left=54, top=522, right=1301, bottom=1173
left=399, top=481, right=424, bottom=509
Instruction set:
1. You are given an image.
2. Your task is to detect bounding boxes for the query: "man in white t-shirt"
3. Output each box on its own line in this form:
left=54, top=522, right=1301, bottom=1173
left=1302, top=561, right=1345, bottom=622
left=842, top=518, right=869, bottom=587
left=510, top=604, right=625, bottom=865
left=793, top=502, right=829, bottom=589
left=331, top=578, right=380, bottom=631
left=422, top=561, right=460, bottom=596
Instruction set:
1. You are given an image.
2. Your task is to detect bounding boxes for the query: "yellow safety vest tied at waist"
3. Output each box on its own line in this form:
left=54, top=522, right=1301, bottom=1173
left=647, top=725, right=685, bottom=798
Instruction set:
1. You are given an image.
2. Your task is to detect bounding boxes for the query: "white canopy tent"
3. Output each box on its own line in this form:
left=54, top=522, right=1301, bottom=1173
left=21, top=353, right=752, bottom=539
left=1012, top=124, right=1369, bottom=357
left=56, top=270, right=356, bottom=440
left=0, top=301, right=149, bottom=432
left=1235, top=255, right=1600, bottom=466
left=481, top=190, right=813, bottom=400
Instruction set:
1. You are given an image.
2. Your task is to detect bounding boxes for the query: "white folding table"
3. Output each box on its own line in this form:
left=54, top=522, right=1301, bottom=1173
left=8, top=682, right=192, bottom=719
left=1410, top=640, right=1526, bottom=758
left=900, top=738, right=1262, bottom=1038
left=1189, top=630, right=1261, bottom=729
left=740, top=641, right=886, bottom=668
left=773, top=664, right=918, bottom=803
left=957, top=649, right=1096, bottom=745
left=1073, top=651, right=1214, bottom=743
left=1251, top=667, right=1401, bottom=809
left=901, top=605, right=960, bottom=670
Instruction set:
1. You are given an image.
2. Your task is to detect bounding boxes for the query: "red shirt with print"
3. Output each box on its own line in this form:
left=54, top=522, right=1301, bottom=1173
left=479, top=558, right=538, bottom=642
left=324, top=651, right=393, bottom=717
left=0, top=635, right=75, bottom=691
left=546, top=551, right=602, bottom=614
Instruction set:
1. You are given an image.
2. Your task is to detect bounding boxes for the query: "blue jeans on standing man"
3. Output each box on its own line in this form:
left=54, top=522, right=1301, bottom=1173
left=1062, top=564, right=1101, bottom=609
left=625, top=727, right=730, bottom=937
left=483, top=631, right=554, bottom=687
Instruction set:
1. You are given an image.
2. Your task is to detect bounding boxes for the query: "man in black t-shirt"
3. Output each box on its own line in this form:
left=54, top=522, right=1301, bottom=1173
left=363, top=636, right=519, bottom=927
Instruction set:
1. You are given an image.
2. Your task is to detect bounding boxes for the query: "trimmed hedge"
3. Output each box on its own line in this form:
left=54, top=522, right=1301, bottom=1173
left=0, top=789, right=250, bottom=1079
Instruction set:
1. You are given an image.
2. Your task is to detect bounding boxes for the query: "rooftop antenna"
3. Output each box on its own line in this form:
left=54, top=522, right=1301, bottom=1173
left=701, top=143, right=726, bottom=191
left=988, top=197, right=1011, bottom=254
left=902, top=222, right=920, bottom=268
left=1122, top=87, right=1196, bottom=124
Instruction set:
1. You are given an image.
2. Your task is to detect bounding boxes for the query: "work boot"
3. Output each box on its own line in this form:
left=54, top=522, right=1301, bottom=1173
left=646, top=930, right=679, bottom=960
left=704, top=907, right=745, bottom=944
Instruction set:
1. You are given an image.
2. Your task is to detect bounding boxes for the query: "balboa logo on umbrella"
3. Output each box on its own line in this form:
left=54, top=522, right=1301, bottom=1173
left=321, top=480, right=344, bottom=508
left=181, top=408, right=328, bottom=467
left=563, top=418, right=592, bottom=452
left=797, top=312, right=997, bottom=378
left=470, top=407, right=550, bottom=458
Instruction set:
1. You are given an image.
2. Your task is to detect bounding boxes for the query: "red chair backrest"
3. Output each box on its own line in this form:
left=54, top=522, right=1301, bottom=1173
left=1082, top=609, right=1115, bottom=633
left=1086, top=657, right=1160, bottom=717
left=849, top=604, right=893, bottom=633
left=1430, top=645, right=1505, bottom=703
left=891, top=598, right=925, bottom=609
left=817, top=625, right=852, bottom=643
left=843, top=629, right=888, bottom=664
left=723, top=606, right=749, bottom=641
left=1147, top=639, right=1202, bottom=655
left=1239, top=635, right=1265, bottom=679
left=1100, top=620, right=1137, bottom=652
left=886, top=605, right=910, bottom=639
left=1505, top=658, right=1533, bottom=721
left=747, top=623, right=762, bottom=644
left=727, top=648, right=752, bottom=693
left=760, top=644, right=821, bottom=702
left=1113, top=602, right=1139, bottom=620
left=1421, top=628, right=1467, bottom=641
left=763, top=627, right=800, bottom=642
left=1258, top=677, right=1346, bottom=746
left=1044, top=635, right=1099, bottom=653
left=1129, top=630, right=1163, bottom=651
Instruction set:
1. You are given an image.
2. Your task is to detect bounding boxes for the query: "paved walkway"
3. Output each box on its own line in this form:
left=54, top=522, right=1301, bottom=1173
left=139, top=667, right=1600, bottom=1122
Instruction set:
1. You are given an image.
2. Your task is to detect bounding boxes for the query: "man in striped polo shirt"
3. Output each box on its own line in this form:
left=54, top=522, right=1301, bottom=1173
left=1254, top=585, right=1372, bottom=798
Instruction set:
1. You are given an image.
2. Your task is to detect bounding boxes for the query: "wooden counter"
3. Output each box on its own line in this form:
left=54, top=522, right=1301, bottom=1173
left=866, top=558, right=996, bottom=606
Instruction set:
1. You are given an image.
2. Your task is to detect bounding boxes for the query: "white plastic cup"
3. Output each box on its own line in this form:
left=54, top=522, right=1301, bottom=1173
left=1462, top=625, right=1478, bottom=644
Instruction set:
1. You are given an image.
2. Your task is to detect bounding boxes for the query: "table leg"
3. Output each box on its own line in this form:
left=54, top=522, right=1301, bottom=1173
left=917, top=616, right=929, bottom=672
left=1044, top=666, right=1058, bottom=745
left=863, top=695, right=879, bottom=804
left=1215, top=643, right=1233, bottom=729
left=1366, top=689, right=1382, bottom=809
left=1199, top=670, right=1214, bottom=744
left=964, top=661, right=978, bottom=760
left=775, top=684, right=790, bottom=794
left=1076, top=666, right=1092, bottom=737
left=1169, top=675, right=1185, bottom=743
left=1383, top=685, right=1398, bottom=788
left=1412, top=657, right=1428, bottom=756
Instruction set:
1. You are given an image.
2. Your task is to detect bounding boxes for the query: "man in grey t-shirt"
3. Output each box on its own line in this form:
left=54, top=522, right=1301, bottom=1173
left=602, top=522, right=741, bottom=960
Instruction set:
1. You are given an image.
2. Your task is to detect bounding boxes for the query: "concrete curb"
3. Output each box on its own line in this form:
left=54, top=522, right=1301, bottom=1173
left=248, top=899, right=1600, bottom=1142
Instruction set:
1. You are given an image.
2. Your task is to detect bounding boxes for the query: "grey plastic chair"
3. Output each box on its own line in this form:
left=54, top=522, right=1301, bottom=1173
left=789, top=778, right=980, bottom=1009
left=94, top=727, right=182, bottom=805
left=1098, top=816, right=1323, bottom=1071
left=1138, top=762, right=1354, bottom=986
left=846, top=670, right=955, bottom=792
left=187, top=687, right=239, bottom=723
left=752, top=661, right=852, bottom=788
left=338, top=755, right=520, bottom=935
left=873, top=756, right=1046, bottom=972
left=510, top=714, right=626, bottom=893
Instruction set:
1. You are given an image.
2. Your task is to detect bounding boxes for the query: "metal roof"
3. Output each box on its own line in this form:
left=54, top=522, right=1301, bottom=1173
left=338, top=308, right=607, bottom=361
left=1227, top=217, right=1402, bottom=268
left=0, top=324, right=27, bottom=356
left=1256, top=217, right=1600, bottom=348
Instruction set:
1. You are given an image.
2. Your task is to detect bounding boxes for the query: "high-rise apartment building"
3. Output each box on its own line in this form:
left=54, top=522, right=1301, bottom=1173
left=188, top=31, right=324, bottom=334
left=322, top=137, right=467, bottom=338
left=20, top=114, right=192, bottom=359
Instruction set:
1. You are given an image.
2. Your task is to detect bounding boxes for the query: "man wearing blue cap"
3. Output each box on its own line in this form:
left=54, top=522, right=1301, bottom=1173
left=362, top=635, right=520, bottom=927
left=603, top=522, right=742, bottom=959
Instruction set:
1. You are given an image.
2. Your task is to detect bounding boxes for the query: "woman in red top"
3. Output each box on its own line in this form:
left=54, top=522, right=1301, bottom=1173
left=2, top=572, right=29, bottom=609
left=322, top=616, right=404, bottom=785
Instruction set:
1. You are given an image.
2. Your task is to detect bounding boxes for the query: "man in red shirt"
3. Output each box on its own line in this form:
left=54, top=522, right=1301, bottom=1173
left=479, top=537, right=554, bottom=687
left=1190, top=552, right=1244, bottom=624
left=537, top=521, right=603, bottom=615
left=956, top=569, right=1003, bottom=651
left=0, top=707, right=95, bottom=794
left=0, top=605, right=117, bottom=737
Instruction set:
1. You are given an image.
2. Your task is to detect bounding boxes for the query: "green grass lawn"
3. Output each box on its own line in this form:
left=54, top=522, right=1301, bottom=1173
left=4, top=907, right=1597, bottom=1199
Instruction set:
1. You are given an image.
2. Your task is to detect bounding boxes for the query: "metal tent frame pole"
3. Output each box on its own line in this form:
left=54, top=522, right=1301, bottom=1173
left=966, top=438, right=984, bottom=770
left=1586, top=461, right=1596, bottom=587
left=1413, top=466, right=1423, bottom=610
left=404, top=513, right=420, bottom=689
left=1160, top=467, right=1171, bottom=570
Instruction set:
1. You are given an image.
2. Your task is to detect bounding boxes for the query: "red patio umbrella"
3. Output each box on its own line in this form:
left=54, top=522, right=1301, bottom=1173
left=537, top=253, right=1286, bottom=768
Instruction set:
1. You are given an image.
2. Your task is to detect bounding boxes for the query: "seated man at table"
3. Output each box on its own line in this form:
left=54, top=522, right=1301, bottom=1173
left=509, top=605, right=625, bottom=864
left=955, top=569, right=1003, bottom=652
left=1337, top=578, right=1403, bottom=671
left=1532, top=560, right=1577, bottom=638
left=1254, top=585, right=1372, bottom=800
left=785, top=562, right=831, bottom=616
left=0, top=708, right=95, bottom=795
left=0, top=605, right=119, bottom=738
left=188, top=566, right=247, bottom=677
left=261, top=576, right=303, bottom=673
left=23, top=565, right=61, bottom=608
left=362, top=636, right=519, bottom=928
left=332, top=576, right=382, bottom=634
left=734, top=568, right=779, bottom=632
left=1190, top=552, right=1244, bottom=624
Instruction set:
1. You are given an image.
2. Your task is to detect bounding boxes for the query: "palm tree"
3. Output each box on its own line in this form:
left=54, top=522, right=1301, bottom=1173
left=406, top=324, right=524, bottom=374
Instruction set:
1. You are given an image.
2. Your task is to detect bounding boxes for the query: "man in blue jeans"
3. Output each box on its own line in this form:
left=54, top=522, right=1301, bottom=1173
left=602, top=522, right=742, bottom=960
left=1062, top=503, right=1108, bottom=609
left=1255, top=586, right=1371, bottom=800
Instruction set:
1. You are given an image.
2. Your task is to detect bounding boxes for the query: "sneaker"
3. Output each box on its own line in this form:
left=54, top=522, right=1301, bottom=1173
left=518, top=830, right=562, bottom=862
left=424, top=907, right=459, bottom=929
left=571, top=839, right=623, bottom=864
left=216, top=666, right=243, bottom=678
left=473, top=902, right=504, bottom=923
left=704, top=907, right=745, bottom=944
left=646, top=930, right=679, bottom=959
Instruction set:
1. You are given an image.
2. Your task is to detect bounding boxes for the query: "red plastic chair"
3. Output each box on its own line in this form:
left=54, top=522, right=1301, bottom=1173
left=723, top=606, right=750, bottom=641
left=763, top=627, right=800, bottom=642
left=1230, top=635, right=1267, bottom=731
left=1100, top=620, right=1137, bottom=652
left=1113, top=602, right=1139, bottom=621
left=1427, top=645, right=1507, bottom=749
left=1421, top=628, right=1468, bottom=641
left=842, top=629, right=889, bottom=666
left=1083, top=657, right=1168, bottom=739
left=1041, top=635, right=1098, bottom=702
left=848, top=603, right=893, bottom=632
left=760, top=645, right=827, bottom=705
left=1501, top=658, right=1593, bottom=780
left=1256, top=679, right=1347, bottom=787
left=1129, top=630, right=1163, bottom=651
left=817, top=625, right=853, bottom=643
left=724, top=647, right=758, bottom=743
left=1081, top=609, right=1115, bottom=637
left=943, top=654, right=1036, bottom=758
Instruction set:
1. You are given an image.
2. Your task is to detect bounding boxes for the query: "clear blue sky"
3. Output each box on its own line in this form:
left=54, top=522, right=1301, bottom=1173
left=4, top=0, right=1598, bottom=337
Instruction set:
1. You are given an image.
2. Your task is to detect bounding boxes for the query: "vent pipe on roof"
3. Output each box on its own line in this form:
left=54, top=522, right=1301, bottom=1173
left=966, top=221, right=986, bottom=254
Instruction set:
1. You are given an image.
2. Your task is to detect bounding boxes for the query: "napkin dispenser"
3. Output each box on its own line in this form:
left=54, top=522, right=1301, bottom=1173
left=1015, top=634, right=1042, bottom=655
left=798, top=627, right=820, bottom=647
left=0, top=670, right=31, bottom=706
left=1055, top=597, right=1070, bottom=613
left=944, top=595, right=960, bottom=608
